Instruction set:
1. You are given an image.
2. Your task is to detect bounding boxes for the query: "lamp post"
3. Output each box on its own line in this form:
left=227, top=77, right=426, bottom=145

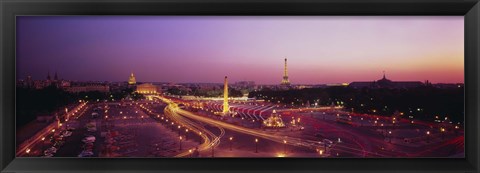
left=283, top=140, right=287, bottom=154
left=380, top=124, right=385, bottom=137
left=211, top=143, right=215, bottom=157
left=179, top=136, right=183, bottom=150
left=324, top=140, right=327, bottom=151
left=177, top=125, right=181, bottom=136
left=185, top=129, right=189, bottom=140
left=454, top=125, right=459, bottom=136
left=255, top=138, right=259, bottom=153
left=229, top=137, right=233, bottom=151
left=65, top=107, right=69, bottom=121
left=426, top=131, right=430, bottom=143
left=388, top=131, right=392, bottom=143
left=440, top=128, right=445, bottom=140
left=189, top=149, right=193, bottom=157
left=41, top=137, right=46, bottom=151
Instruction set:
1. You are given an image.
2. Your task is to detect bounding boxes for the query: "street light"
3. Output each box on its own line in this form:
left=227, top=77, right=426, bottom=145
left=229, top=137, right=233, bottom=151
left=380, top=124, right=386, bottom=136
left=211, top=143, right=215, bottom=157
left=179, top=136, right=183, bottom=150
left=189, top=149, right=193, bottom=157
left=440, top=128, right=445, bottom=140
left=426, top=131, right=431, bottom=143
left=41, top=136, right=46, bottom=151
left=283, top=140, right=287, bottom=154
left=454, top=125, right=460, bottom=136
left=388, top=131, right=392, bottom=143
left=255, top=138, right=259, bottom=153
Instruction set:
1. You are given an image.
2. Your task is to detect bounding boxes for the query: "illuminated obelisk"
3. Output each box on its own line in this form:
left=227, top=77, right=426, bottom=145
left=281, top=58, right=291, bottom=85
left=223, top=76, right=229, bottom=115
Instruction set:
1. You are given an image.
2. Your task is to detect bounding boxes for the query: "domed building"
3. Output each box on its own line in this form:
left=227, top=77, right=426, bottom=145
left=262, top=110, right=285, bottom=128
left=128, top=73, right=136, bottom=85
left=348, top=72, right=424, bottom=89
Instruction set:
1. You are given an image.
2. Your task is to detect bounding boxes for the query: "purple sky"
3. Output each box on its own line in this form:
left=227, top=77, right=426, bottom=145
left=16, top=16, right=464, bottom=84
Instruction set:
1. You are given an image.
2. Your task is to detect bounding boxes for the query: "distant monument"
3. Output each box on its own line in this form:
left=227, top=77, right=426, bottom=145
left=46, top=71, right=51, bottom=81
left=128, top=72, right=136, bottom=85
left=54, top=71, right=58, bottom=81
left=280, top=58, right=291, bottom=86
left=222, top=76, right=229, bottom=115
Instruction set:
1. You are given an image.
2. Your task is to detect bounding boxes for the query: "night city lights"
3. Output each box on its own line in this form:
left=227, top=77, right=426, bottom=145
left=16, top=16, right=464, bottom=158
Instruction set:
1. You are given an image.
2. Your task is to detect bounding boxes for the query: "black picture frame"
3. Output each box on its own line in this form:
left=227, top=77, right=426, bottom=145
left=1, top=0, right=479, bottom=172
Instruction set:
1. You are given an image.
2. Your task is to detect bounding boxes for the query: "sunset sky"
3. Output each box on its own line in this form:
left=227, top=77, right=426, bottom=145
left=16, top=16, right=464, bottom=84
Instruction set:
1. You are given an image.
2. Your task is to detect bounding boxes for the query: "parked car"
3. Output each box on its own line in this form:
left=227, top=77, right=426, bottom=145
left=43, top=153, right=54, bottom=157
left=323, top=139, right=334, bottom=147
left=45, top=147, right=57, bottom=154
left=82, top=136, right=96, bottom=143
left=78, top=151, right=94, bottom=157
left=62, top=131, right=72, bottom=137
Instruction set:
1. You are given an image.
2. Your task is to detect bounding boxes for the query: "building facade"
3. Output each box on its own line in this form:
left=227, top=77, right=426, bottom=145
left=349, top=73, right=424, bottom=89
left=136, top=83, right=158, bottom=94
left=65, top=84, right=110, bottom=93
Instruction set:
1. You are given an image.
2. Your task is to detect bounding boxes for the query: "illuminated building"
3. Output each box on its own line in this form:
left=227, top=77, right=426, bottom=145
left=128, top=72, right=136, bottom=85
left=136, top=83, right=158, bottom=94
left=65, top=84, right=109, bottom=93
left=349, top=72, right=423, bottom=89
left=280, top=58, right=291, bottom=86
left=223, top=76, right=229, bottom=115
left=263, top=110, right=285, bottom=128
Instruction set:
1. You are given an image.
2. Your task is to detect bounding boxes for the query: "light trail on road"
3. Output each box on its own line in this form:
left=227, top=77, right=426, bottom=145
left=155, top=95, right=388, bottom=157
left=162, top=104, right=225, bottom=157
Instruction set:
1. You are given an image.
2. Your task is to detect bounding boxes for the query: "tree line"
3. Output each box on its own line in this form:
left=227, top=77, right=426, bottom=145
left=249, top=86, right=464, bottom=123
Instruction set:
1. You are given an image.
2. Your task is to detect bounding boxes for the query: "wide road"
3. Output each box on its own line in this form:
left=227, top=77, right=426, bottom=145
left=159, top=102, right=225, bottom=157
left=155, top=95, right=387, bottom=157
